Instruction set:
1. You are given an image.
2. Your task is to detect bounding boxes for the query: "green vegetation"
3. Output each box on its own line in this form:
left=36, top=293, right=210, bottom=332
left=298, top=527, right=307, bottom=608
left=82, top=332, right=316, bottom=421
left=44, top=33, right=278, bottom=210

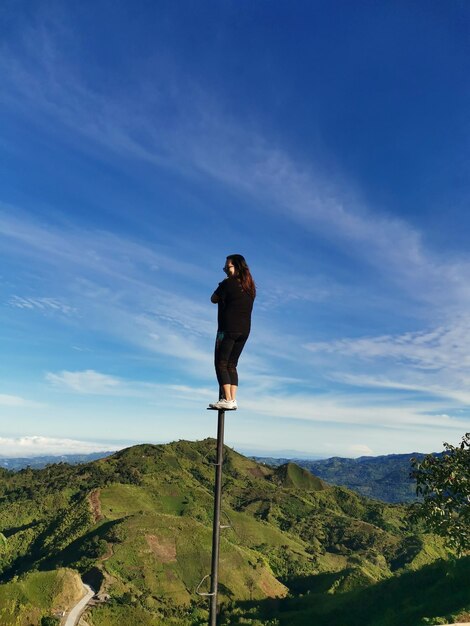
left=221, top=556, right=470, bottom=626
left=411, top=433, right=470, bottom=554
left=272, top=463, right=328, bottom=491
left=0, top=440, right=466, bottom=625
left=0, top=568, right=83, bottom=625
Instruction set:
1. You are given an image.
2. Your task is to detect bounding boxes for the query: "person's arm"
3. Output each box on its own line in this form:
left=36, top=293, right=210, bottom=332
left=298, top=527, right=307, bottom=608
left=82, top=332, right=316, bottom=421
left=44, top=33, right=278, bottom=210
left=211, top=279, right=226, bottom=304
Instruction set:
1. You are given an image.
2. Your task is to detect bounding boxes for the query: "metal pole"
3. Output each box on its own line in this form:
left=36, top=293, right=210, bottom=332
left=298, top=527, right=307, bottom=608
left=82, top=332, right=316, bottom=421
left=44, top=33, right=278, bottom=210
left=209, top=408, right=225, bottom=626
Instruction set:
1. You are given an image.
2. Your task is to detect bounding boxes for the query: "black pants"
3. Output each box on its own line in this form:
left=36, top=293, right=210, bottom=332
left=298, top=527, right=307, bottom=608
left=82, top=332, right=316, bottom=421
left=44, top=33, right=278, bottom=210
left=214, top=331, right=249, bottom=390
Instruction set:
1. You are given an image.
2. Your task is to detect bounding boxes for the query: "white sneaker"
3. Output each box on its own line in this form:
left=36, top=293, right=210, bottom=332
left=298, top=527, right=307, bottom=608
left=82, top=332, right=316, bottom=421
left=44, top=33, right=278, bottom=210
left=208, top=399, right=237, bottom=410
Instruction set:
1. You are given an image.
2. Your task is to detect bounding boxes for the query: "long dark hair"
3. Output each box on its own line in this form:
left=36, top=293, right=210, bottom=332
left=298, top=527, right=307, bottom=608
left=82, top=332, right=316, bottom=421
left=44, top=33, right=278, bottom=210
left=227, top=254, right=256, bottom=299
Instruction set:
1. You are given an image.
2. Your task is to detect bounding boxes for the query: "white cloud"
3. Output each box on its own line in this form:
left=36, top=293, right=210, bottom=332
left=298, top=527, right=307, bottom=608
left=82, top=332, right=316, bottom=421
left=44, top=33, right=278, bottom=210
left=46, top=369, right=122, bottom=393
left=0, top=394, right=41, bottom=408
left=0, top=435, right=118, bottom=458
left=347, top=444, right=374, bottom=456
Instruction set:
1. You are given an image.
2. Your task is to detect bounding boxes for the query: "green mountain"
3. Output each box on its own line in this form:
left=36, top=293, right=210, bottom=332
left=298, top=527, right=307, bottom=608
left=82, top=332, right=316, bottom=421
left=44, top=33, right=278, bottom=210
left=0, top=441, right=467, bottom=625
left=2, top=450, right=430, bottom=503
left=255, top=453, right=435, bottom=503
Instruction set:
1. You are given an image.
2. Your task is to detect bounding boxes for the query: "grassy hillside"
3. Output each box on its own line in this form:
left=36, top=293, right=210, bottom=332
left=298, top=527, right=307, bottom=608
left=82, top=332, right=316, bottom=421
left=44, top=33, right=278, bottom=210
left=0, top=568, right=83, bottom=625
left=0, top=440, right=464, bottom=625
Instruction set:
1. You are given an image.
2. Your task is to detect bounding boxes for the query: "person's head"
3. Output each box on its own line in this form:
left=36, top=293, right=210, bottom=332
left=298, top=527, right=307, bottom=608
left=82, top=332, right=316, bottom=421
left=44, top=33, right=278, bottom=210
left=224, top=254, right=256, bottom=299
left=223, top=258, right=236, bottom=277
left=224, top=254, right=246, bottom=276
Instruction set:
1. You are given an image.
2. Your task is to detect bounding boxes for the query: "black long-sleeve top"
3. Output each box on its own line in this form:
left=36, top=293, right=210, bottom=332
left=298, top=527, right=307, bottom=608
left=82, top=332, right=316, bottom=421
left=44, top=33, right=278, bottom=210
left=214, top=276, right=253, bottom=335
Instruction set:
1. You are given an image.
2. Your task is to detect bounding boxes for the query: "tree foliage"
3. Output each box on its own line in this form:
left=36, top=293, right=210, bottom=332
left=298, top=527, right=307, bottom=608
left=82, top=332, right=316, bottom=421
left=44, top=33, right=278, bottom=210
left=410, top=433, right=470, bottom=554
left=40, top=616, right=60, bottom=626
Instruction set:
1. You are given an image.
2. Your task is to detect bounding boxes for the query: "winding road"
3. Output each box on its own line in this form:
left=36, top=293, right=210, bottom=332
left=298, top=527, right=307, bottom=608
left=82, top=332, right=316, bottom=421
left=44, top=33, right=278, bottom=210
left=64, top=582, right=94, bottom=626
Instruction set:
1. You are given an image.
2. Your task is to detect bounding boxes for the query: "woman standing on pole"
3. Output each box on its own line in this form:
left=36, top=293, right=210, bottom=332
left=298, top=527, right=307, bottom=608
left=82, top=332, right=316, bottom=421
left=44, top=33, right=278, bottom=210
left=209, top=254, right=256, bottom=410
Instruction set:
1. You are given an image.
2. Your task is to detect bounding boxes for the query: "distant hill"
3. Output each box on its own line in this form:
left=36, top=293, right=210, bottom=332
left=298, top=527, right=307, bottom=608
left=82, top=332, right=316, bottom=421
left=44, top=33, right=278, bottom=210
left=0, top=451, right=114, bottom=470
left=0, top=440, right=464, bottom=626
left=254, top=452, right=437, bottom=503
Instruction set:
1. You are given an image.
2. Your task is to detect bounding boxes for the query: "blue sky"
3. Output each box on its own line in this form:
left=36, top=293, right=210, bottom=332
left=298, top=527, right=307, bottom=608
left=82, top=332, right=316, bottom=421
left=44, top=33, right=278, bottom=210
left=1, top=0, right=469, bottom=458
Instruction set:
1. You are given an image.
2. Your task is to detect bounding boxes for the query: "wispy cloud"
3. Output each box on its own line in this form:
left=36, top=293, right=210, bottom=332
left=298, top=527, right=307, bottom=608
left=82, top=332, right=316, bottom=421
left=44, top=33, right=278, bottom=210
left=0, top=209, right=216, bottom=375
left=44, top=370, right=215, bottom=400
left=304, top=322, right=470, bottom=370
left=1, top=9, right=470, bottom=451
left=4, top=203, right=470, bottom=435
left=46, top=370, right=122, bottom=393
left=167, top=384, right=214, bottom=398
left=8, top=296, right=75, bottom=315
left=42, top=369, right=466, bottom=433
left=329, top=372, right=470, bottom=405
left=256, top=276, right=338, bottom=312
left=0, top=394, right=42, bottom=408
left=0, top=435, right=118, bottom=457
left=3, top=14, right=470, bottom=320
left=240, top=391, right=465, bottom=431
left=0, top=209, right=209, bottom=288
left=303, top=318, right=470, bottom=408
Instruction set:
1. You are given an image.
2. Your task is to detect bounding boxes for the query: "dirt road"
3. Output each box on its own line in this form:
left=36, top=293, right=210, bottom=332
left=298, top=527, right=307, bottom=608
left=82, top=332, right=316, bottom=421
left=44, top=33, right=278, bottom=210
left=63, top=582, right=94, bottom=626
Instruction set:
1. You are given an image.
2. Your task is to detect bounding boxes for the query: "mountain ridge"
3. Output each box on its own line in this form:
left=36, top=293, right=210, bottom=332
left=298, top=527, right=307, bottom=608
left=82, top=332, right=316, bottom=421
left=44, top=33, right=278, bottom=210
left=1, top=448, right=435, bottom=505
left=254, top=451, right=439, bottom=503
